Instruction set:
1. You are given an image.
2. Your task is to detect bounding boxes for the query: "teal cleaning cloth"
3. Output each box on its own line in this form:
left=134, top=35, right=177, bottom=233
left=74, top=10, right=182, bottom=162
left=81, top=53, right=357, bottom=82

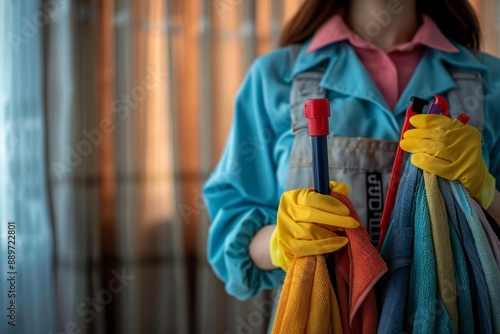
left=438, top=178, right=478, bottom=333
left=447, top=217, right=474, bottom=333
left=450, top=181, right=500, bottom=333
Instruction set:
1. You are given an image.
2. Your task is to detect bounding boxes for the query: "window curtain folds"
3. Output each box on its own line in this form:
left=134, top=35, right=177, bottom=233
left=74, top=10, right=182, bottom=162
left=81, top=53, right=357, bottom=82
left=0, top=0, right=56, bottom=333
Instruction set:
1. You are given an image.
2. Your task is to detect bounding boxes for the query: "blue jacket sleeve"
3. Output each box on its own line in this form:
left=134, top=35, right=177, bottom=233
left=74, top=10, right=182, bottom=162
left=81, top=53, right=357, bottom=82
left=203, top=54, right=289, bottom=300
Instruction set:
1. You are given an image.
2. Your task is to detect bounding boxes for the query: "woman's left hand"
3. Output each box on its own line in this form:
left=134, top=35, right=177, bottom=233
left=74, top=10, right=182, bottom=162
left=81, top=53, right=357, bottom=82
left=400, top=114, right=495, bottom=208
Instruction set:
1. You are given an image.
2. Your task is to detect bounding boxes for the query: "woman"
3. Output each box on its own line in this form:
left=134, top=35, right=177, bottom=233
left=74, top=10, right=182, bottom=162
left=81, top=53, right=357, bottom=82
left=203, top=0, right=500, bottom=304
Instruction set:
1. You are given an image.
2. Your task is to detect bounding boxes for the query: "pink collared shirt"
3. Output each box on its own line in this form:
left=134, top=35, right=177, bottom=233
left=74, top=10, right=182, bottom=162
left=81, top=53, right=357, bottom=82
left=307, top=15, right=459, bottom=110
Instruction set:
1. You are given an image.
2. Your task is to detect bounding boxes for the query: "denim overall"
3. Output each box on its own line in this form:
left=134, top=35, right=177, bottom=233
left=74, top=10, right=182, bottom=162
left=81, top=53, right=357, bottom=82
left=267, top=44, right=484, bottom=332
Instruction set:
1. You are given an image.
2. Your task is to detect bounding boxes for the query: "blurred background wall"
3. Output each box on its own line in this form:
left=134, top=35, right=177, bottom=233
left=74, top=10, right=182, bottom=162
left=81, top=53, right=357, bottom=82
left=0, top=0, right=498, bottom=333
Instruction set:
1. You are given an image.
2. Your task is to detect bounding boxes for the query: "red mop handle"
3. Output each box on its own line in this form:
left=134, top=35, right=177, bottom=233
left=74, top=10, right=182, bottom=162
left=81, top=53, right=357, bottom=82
left=378, top=97, right=428, bottom=250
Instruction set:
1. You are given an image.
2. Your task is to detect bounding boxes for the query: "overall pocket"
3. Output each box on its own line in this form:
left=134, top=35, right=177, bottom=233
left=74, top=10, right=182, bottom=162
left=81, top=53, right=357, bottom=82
left=286, top=131, right=398, bottom=244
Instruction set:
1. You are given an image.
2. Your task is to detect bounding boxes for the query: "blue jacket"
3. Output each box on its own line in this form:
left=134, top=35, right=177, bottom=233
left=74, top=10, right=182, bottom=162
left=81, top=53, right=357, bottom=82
left=203, top=39, right=500, bottom=300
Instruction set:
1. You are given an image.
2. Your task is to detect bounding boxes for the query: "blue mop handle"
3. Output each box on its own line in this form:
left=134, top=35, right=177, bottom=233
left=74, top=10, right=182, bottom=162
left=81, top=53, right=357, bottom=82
left=312, top=136, right=330, bottom=195
left=304, top=99, right=331, bottom=195
left=305, top=99, right=337, bottom=292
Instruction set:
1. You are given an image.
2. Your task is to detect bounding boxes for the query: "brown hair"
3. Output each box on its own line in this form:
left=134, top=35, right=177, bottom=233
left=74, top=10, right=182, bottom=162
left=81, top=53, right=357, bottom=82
left=279, top=0, right=481, bottom=49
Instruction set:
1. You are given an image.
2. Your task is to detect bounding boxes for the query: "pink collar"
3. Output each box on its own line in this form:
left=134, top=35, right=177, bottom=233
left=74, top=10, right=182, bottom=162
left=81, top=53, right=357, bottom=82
left=306, top=14, right=459, bottom=54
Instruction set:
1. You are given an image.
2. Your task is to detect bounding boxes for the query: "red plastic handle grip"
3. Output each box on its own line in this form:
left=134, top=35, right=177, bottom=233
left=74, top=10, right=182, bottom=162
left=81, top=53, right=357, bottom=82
left=304, top=99, right=331, bottom=136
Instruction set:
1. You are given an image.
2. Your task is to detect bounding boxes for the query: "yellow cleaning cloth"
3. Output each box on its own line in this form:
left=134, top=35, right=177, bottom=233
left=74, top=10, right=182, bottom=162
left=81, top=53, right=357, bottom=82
left=424, top=172, right=458, bottom=332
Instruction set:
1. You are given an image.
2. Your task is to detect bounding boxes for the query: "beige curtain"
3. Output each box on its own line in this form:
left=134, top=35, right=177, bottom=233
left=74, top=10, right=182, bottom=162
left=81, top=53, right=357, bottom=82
left=471, top=0, right=500, bottom=55
left=45, top=0, right=187, bottom=332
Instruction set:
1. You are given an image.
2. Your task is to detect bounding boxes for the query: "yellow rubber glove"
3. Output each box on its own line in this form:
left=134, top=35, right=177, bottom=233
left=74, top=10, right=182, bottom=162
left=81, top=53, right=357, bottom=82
left=270, top=181, right=360, bottom=272
left=400, top=114, right=496, bottom=208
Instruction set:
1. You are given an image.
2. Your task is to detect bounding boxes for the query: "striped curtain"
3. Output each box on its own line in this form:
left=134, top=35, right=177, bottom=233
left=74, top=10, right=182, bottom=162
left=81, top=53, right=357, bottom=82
left=45, top=0, right=189, bottom=333
left=0, top=1, right=56, bottom=333
left=0, top=1, right=498, bottom=334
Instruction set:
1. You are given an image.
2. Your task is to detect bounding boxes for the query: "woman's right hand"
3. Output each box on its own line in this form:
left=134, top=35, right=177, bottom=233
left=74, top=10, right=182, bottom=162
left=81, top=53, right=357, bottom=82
left=269, top=181, right=360, bottom=271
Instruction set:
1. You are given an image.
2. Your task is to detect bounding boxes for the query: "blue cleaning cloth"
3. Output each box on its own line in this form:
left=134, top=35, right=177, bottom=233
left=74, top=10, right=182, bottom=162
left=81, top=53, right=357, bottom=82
left=451, top=181, right=500, bottom=333
left=377, top=161, right=418, bottom=334
left=439, top=177, right=489, bottom=334
left=378, top=159, right=499, bottom=333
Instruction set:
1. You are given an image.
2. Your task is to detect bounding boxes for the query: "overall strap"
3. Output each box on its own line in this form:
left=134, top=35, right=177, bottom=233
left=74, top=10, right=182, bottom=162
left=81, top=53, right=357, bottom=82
left=289, top=44, right=327, bottom=134
left=447, top=68, right=484, bottom=133
left=446, top=51, right=484, bottom=133
left=288, top=44, right=302, bottom=68
left=290, top=45, right=485, bottom=135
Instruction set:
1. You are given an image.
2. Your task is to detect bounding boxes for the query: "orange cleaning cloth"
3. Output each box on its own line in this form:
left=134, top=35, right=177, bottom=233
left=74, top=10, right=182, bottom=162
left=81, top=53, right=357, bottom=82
left=332, top=192, right=388, bottom=334
left=272, top=192, right=387, bottom=334
left=272, top=255, right=343, bottom=334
